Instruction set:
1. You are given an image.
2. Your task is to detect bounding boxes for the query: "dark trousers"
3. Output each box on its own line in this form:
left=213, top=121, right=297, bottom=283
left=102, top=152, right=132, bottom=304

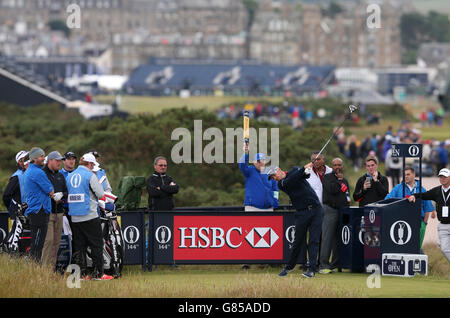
left=319, top=204, right=339, bottom=270
left=71, top=218, right=104, bottom=277
left=286, top=205, right=323, bottom=272
left=29, top=208, right=49, bottom=263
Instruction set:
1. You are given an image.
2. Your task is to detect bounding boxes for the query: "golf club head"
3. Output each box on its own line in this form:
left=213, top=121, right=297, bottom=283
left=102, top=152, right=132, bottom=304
left=348, top=104, right=358, bottom=113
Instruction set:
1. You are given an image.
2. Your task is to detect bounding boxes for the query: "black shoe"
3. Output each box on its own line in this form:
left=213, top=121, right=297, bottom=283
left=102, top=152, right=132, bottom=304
left=278, top=267, right=293, bottom=277
left=301, top=270, right=315, bottom=278
left=242, top=264, right=250, bottom=270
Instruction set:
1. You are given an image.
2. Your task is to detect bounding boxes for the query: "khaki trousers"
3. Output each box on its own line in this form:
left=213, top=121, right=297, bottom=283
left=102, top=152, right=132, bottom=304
left=41, top=213, right=63, bottom=268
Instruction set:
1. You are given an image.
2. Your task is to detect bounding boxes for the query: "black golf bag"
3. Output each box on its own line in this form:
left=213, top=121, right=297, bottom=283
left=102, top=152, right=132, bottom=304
left=86, top=204, right=124, bottom=278
left=0, top=202, right=31, bottom=255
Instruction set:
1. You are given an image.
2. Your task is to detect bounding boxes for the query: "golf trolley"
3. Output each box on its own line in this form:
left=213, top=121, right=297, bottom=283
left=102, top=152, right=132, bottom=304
left=0, top=201, right=31, bottom=255
left=86, top=202, right=125, bottom=278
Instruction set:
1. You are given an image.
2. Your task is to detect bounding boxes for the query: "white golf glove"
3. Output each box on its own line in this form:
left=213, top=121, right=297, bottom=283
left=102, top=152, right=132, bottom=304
left=305, top=167, right=312, bottom=175
left=53, top=192, right=63, bottom=201
left=98, top=200, right=106, bottom=210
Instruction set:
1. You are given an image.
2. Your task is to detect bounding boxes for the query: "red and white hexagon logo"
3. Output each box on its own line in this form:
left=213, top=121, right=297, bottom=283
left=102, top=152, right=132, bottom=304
left=245, top=227, right=279, bottom=248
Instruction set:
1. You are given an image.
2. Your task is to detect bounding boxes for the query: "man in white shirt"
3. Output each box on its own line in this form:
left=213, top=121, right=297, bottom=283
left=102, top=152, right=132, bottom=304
left=307, top=152, right=333, bottom=204
left=299, top=151, right=332, bottom=271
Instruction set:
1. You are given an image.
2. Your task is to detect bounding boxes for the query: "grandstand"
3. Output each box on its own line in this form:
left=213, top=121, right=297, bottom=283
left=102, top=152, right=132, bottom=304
left=124, top=59, right=336, bottom=97
left=0, top=54, right=128, bottom=120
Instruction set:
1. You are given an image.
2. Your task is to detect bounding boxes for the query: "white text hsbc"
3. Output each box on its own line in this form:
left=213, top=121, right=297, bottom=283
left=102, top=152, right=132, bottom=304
left=178, top=227, right=243, bottom=249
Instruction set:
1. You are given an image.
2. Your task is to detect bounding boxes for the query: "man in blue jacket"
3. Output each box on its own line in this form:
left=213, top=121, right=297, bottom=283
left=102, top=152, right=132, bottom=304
left=385, top=166, right=435, bottom=248
left=268, top=162, right=323, bottom=278
left=239, top=143, right=279, bottom=212
left=23, top=147, right=55, bottom=262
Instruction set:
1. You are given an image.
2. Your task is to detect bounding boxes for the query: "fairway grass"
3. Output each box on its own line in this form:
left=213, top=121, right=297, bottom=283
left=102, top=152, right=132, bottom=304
left=1, top=244, right=448, bottom=298
left=96, top=95, right=284, bottom=115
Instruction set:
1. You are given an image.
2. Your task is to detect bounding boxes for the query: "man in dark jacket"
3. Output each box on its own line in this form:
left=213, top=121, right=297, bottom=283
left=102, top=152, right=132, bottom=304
left=268, top=162, right=323, bottom=278
left=147, top=156, right=179, bottom=211
left=2, top=150, right=29, bottom=217
left=42, top=151, right=68, bottom=269
left=353, top=155, right=389, bottom=207
left=408, top=168, right=450, bottom=262
left=319, top=158, right=350, bottom=274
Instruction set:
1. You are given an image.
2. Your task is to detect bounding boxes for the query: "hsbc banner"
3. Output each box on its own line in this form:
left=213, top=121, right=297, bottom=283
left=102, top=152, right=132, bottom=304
left=149, top=212, right=296, bottom=267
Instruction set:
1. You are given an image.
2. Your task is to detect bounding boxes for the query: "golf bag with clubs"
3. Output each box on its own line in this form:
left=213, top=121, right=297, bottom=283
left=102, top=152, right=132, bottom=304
left=85, top=193, right=125, bottom=278
left=0, top=201, right=31, bottom=255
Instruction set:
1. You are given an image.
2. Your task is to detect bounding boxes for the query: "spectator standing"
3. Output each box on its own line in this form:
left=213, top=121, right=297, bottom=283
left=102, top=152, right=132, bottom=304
left=385, top=166, right=435, bottom=249
left=3, top=150, right=29, bottom=217
left=408, top=168, right=450, bottom=262
left=420, top=111, right=427, bottom=127
left=360, top=136, right=371, bottom=163
left=239, top=143, right=279, bottom=212
left=319, top=158, right=350, bottom=274
left=268, top=163, right=323, bottom=278
left=348, top=135, right=359, bottom=171
left=438, top=143, right=448, bottom=171
left=385, top=147, right=402, bottom=187
left=23, top=147, right=55, bottom=263
left=353, top=156, right=389, bottom=207
left=147, top=156, right=179, bottom=211
left=41, top=151, right=68, bottom=269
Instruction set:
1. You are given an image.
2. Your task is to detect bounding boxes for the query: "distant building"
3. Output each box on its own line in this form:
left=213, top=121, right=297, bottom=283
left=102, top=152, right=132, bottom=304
left=376, top=67, right=435, bottom=94
left=0, top=0, right=408, bottom=76
left=249, top=0, right=302, bottom=65
left=298, top=1, right=402, bottom=68
left=418, top=43, right=450, bottom=67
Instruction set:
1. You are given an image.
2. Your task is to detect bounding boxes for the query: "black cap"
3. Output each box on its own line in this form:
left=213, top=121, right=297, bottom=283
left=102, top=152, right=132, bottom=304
left=63, top=151, right=77, bottom=160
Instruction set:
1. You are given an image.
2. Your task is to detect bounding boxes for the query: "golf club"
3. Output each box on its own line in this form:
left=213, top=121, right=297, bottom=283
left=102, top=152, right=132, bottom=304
left=311, top=104, right=358, bottom=164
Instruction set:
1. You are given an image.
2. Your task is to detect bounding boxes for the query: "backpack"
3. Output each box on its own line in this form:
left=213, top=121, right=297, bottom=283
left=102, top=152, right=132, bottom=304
left=115, top=176, right=147, bottom=211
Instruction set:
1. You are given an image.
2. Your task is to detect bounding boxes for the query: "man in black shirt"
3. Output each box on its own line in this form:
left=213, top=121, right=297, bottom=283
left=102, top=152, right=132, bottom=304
left=147, top=156, right=179, bottom=211
left=42, top=151, right=68, bottom=269
left=353, top=155, right=389, bottom=207
left=319, top=158, right=350, bottom=274
left=408, top=168, right=450, bottom=262
left=268, top=162, right=323, bottom=278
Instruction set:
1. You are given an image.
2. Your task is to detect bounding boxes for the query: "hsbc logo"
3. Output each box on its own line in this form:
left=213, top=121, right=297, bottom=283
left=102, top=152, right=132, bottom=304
left=178, top=226, right=279, bottom=249
left=245, top=227, right=279, bottom=248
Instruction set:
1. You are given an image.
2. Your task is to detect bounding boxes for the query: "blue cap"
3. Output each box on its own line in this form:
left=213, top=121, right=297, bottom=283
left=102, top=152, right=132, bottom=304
left=254, top=153, right=266, bottom=161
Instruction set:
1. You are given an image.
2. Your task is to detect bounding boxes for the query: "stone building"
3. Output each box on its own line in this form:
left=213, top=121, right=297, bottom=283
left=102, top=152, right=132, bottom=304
left=249, top=0, right=302, bottom=65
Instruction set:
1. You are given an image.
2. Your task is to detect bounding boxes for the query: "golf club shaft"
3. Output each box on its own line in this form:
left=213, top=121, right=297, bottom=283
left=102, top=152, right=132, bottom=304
left=312, top=106, right=356, bottom=163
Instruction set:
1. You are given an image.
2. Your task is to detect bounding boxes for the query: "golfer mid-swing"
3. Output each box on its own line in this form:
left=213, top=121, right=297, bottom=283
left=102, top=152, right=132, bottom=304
left=267, top=162, right=323, bottom=278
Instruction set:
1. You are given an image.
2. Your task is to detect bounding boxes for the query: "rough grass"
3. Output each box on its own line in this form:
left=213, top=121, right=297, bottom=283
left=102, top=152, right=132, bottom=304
left=0, top=256, right=362, bottom=298
left=1, top=249, right=449, bottom=298
left=423, top=243, right=450, bottom=278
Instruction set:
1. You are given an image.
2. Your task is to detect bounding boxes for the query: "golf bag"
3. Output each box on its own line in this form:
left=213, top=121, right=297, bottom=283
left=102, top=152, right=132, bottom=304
left=0, top=201, right=31, bottom=255
left=55, top=216, right=73, bottom=274
left=86, top=202, right=125, bottom=278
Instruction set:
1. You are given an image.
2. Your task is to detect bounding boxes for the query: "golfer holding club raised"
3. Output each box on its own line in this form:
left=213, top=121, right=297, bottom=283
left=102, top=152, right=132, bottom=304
left=267, top=162, right=323, bottom=278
